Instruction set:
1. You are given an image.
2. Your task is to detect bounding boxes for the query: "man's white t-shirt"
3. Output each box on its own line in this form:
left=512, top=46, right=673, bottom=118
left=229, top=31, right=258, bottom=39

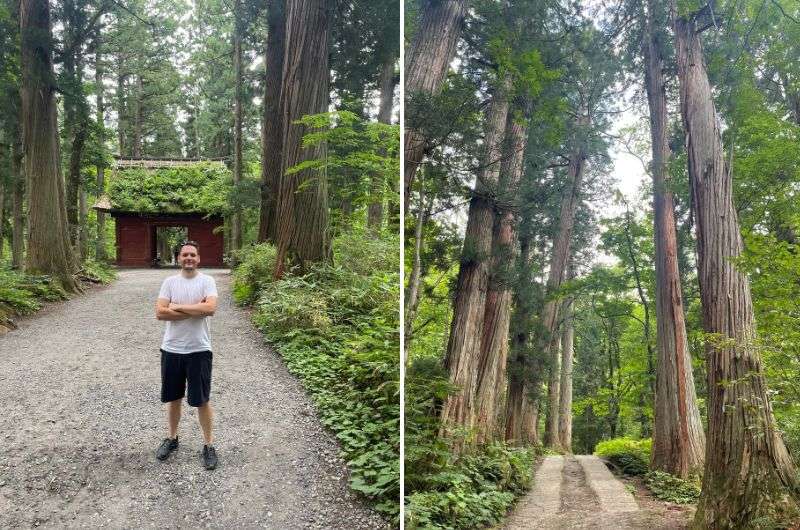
left=158, top=272, right=218, bottom=354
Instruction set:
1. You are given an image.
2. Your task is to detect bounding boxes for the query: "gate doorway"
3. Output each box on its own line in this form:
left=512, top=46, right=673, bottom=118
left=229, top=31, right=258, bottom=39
left=151, top=225, right=188, bottom=267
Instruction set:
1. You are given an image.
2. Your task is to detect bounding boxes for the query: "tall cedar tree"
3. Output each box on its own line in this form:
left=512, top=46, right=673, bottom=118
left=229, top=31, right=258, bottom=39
left=439, top=74, right=512, bottom=451
left=557, top=293, right=574, bottom=449
left=231, top=0, right=244, bottom=252
left=367, top=49, right=397, bottom=229
left=473, top=100, right=531, bottom=444
left=20, top=0, right=79, bottom=291
left=670, top=2, right=800, bottom=525
left=273, top=0, right=331, bottom=277
left=404, top=0, right=466, bottom=213
left=258, top=0, right=285, bottom=243
left=95, top=42, right=106, bottom=261
left=542, top=111, right=587, bottom=450
left=643, top=0, right=704, bottom=478
left=505, top=235, right=541, bottom=444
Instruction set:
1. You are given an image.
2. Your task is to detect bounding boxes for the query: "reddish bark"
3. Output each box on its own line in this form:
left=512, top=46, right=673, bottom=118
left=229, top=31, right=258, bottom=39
left=404, top=0, right=466, bottom=212
left=671, top=3, right=799, bottom=525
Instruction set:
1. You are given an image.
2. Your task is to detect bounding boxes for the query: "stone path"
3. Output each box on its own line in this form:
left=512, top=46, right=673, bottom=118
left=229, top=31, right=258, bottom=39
left=503, top=455, right=685, bottom=530
left=0, top=269, right=386, bottom=529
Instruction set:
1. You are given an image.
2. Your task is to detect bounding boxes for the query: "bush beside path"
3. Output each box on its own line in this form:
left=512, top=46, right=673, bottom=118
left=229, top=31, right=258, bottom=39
left=0, top=269, right=386, bottom=529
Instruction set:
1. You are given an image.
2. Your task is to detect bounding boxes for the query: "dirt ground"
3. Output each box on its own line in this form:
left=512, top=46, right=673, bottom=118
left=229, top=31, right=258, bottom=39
left=502, top=455, right=693, bottom=530
left=0, top=269, right=387, bottom=529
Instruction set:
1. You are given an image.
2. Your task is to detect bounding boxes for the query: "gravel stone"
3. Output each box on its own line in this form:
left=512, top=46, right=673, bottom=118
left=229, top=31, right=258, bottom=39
left=0, top=269, right=390, bottom=529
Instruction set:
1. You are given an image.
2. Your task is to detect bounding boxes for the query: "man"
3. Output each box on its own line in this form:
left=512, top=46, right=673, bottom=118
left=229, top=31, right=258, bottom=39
left=154, top=240, right=219, bottom=470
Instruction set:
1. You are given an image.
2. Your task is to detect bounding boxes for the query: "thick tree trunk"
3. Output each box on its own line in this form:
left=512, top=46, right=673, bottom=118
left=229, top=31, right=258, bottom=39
left=258, top=0, right=285, bottom=244
left=95, top=47, right=106, bottom=261
left=231, top=0, right=244, bottom=253
left=543, top=125, right=587, bottom=450
left=367, top=55, right=396, bottom=230
left=473, top=104, right=529, bottom=444
left=273, top=0, right=331, bottom=277
left=671, top=5, right=799, bottom=526
left=20, top=0, right=79, bottom=291
left=557, top=294, right=574, bottom=451
left=505, top=374, right=539, bottom=446
left=439, top=78, right=511, bottom=451
left=404, top=0, right=466, bottom=213
left=644, top=0, right=705, bottom=479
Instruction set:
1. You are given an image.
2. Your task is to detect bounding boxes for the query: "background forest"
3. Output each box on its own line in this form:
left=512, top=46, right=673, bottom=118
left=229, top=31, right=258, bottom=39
left=404, top=0, right=800, bottom=528
left=0, top=0, right=400, bottom=523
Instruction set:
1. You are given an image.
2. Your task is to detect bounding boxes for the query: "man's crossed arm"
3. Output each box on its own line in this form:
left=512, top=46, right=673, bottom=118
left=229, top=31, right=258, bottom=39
left=155, top=296, right=218, bottom=320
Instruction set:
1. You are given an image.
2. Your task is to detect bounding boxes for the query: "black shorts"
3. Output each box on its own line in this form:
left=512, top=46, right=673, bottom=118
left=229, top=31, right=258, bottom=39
left=160, top=349, right=213, bottom=407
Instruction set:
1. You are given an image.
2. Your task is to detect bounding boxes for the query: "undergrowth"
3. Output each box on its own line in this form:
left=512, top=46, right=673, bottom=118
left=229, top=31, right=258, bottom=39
left=644, top=471, right=700, bottom=504
left=232, top=230, right=400, bottom=524
left=0, top=260, right=116, bottom=325
left=404, top=356, right=536, bottom=529
left=594, top=437, right=652, bottom=476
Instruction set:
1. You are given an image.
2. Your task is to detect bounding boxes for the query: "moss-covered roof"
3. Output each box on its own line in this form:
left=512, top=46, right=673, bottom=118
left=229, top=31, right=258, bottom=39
left=98, top=160, right=231, bottom=214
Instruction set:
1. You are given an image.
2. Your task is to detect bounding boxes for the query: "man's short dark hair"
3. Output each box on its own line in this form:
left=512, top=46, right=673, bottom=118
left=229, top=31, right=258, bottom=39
left=178, top=240, right=200, bottom=253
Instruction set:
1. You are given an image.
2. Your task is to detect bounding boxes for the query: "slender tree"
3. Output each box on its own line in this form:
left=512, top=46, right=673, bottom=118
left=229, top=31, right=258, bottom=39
left=670, top=1, right=799, bottom=525
left=557, top=291, right=574, bottom=450
left=367, top=54, right=396, bottom=230
left=95, top=42, right=107, bottom=261
left=11, top=133, right=24, bottom=269
left=231, top=0, right=244, bottom=252
left=542, top=111, right=587, bottom=450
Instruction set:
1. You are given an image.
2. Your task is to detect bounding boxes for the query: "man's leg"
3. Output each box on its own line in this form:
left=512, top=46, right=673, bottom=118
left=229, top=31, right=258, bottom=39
left=167, top=398, right=182, bottom=438
left=197, top=402, right=214, bottom=445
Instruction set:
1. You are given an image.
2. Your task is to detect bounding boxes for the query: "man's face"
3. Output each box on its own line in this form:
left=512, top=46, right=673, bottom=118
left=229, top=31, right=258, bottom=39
left=179, top=245, right=200, bottom=271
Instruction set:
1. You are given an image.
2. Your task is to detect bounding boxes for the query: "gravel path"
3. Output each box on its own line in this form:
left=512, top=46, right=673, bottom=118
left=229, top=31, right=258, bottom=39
left=0, top=269, right=388, bottom=529
left=503, top=455, right=687, bottom=530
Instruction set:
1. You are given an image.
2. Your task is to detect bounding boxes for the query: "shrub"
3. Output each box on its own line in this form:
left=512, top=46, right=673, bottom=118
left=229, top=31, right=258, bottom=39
left=403, top=355, right=536, bottom=529
left=234, top=231, right=399, bottom=523
left=0, top=262, right=116, bottom=325
left=644, top=471, right=700, bottom=504
left=0, top=268, right=69, bottom=321
left=594, top=437, right=652, bottom=476
left=78, top=259, right=117, bottom=284
left=404, top=442, right=535, bottom=530
left=230, top=243, right=277, bottom=305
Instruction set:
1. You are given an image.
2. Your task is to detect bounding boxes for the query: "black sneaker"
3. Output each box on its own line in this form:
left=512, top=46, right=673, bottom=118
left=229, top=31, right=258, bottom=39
left=202, top=444, right=218, bottom=470
left=156, top=437, right=179, bottom=461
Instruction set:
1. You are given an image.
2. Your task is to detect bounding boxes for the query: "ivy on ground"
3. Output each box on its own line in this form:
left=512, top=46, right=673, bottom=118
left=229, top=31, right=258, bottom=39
left=232, top=230, right=400, bottom=523
left=0, top=260, right=116, bottom=329
left=404, top=357, right=537, bottom=529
